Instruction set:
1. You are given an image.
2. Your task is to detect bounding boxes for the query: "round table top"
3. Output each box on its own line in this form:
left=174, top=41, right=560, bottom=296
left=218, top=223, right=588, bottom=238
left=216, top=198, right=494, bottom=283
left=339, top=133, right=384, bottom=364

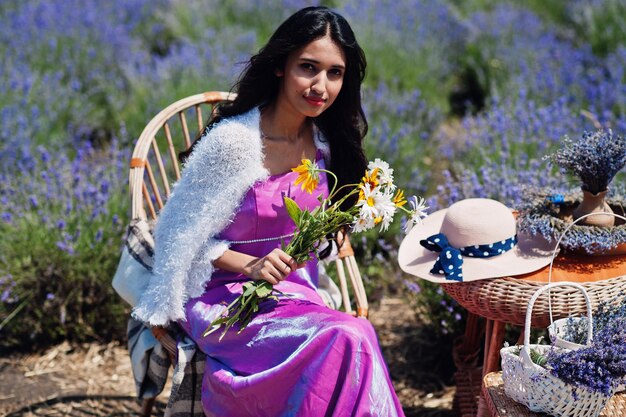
left=440, top=252, right=626, bottom=327
left=515, top=252, right=626, bottom=283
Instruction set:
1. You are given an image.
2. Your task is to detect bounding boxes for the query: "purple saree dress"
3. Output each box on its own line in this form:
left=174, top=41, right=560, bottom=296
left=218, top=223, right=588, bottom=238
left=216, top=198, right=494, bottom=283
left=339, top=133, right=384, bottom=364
left=179, top=152, right=405, bottom=417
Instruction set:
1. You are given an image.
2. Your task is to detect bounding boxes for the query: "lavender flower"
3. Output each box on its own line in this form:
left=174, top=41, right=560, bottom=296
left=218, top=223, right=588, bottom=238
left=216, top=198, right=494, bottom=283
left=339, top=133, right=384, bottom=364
left=546, top=129, right=626, bottom=194
left=403, top=279, right=421, bottom=294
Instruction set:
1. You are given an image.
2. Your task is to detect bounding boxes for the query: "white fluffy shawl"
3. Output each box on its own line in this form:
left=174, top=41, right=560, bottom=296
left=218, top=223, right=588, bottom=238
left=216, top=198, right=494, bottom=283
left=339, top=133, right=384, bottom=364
left=132, top=107, right=330, bottom=326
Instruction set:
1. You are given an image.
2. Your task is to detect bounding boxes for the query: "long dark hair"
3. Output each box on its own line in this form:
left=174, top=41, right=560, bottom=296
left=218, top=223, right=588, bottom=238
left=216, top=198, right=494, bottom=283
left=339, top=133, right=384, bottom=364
left=182, top=6, right=368, bottom=204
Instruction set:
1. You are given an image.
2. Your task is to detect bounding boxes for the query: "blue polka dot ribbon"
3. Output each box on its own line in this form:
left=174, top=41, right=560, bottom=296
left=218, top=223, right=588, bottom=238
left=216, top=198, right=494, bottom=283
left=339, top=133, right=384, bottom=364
left=419, top=233, right=518, bottom=282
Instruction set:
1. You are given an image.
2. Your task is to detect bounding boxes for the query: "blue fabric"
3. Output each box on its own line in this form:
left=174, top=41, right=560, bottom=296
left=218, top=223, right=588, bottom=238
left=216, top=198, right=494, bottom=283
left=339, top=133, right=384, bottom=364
left=546, top=194, right=565, bottom=204
left=419, top=233, right=518, bottom=281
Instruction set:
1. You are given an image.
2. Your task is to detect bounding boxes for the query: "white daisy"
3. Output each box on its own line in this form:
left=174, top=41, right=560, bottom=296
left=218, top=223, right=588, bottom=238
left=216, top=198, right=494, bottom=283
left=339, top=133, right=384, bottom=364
left=356, top=183, right=379, bottom=220
left=374, top=190, right=397, bottom=231
left=404, top=196, right=429, bottom=233
left=368, top=158, right=395, bottom=188
left=355, top=184, right=397, bottom=232
left=352, top=215, right=375, bottom=233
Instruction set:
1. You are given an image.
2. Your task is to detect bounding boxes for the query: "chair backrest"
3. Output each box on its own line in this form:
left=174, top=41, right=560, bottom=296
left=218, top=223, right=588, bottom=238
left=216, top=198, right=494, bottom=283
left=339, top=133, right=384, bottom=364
left=129, top=91, right=234, bottom=220
left=129, top=91, right=368, bottom=317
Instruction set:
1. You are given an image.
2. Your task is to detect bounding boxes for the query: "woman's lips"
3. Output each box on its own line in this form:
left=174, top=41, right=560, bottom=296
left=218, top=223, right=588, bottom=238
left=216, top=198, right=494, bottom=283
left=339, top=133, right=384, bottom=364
left=304, top=96, right=325, bottom=106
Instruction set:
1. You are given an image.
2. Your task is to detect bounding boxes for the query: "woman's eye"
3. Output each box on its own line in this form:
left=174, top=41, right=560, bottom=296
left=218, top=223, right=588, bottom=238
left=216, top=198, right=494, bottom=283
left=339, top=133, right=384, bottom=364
left=330, top=69, right=343, bottom=77
left=301, top=63, right=315, bottom=71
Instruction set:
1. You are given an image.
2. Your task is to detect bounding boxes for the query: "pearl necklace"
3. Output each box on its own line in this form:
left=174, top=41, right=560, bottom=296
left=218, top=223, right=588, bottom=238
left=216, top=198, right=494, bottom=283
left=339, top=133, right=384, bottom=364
left=229, top=233, right=295, bottom=245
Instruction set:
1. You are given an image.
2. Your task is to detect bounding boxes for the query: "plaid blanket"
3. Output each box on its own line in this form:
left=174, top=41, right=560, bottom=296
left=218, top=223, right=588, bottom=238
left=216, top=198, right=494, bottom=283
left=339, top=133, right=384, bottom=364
left=122, top=219, right=204, bottom=415
left=127, top=317, right=204, bottom=416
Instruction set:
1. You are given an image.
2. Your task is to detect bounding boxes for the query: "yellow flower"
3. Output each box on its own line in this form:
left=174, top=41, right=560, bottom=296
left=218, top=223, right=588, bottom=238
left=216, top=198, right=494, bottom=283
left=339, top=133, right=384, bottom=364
left=393, top=189, right=407, bottom=207
left=292, top=159, right=320, bottom=193
left=359, top=168, right=379, bottom=201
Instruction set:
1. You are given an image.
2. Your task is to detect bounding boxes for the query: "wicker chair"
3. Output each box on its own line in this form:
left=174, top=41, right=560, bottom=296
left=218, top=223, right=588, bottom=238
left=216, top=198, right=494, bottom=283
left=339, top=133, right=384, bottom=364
left=129, top=91, right=369, bottom=415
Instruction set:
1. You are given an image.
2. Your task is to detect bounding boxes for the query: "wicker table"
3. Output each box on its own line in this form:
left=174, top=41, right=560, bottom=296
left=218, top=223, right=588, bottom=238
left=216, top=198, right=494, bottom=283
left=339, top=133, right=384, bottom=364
left=482, top=372, right=626, bottom=417
left=441, top=254, right=626, bottom=416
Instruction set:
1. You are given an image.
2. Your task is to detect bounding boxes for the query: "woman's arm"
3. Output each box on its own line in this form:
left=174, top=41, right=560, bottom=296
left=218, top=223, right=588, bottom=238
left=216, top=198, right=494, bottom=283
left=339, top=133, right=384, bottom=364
left=214, top=248, right=299, bottom=285
left=133, top=109, right=268, bottom=325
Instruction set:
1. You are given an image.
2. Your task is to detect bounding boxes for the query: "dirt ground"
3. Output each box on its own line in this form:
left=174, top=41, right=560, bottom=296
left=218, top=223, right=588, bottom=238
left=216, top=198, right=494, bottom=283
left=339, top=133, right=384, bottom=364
left=0, top=296, right=456, bottom=416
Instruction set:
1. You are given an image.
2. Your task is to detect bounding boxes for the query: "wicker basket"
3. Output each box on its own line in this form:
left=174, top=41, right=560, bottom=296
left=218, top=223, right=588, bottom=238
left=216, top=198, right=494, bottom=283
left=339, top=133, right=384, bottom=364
left=441, top=276, right=626, bottom=327
left=500, top=282, right=613, bottom=417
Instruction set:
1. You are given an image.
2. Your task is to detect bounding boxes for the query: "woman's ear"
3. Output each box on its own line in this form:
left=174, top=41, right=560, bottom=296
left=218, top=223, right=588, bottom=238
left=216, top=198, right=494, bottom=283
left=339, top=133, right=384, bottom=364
left=274, top=67, right=284, bottom=77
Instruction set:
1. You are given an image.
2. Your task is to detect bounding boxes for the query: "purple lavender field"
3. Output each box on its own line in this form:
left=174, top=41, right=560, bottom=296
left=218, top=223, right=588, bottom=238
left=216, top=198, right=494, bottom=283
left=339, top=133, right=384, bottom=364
left=1, top=0, right=625, bottom=360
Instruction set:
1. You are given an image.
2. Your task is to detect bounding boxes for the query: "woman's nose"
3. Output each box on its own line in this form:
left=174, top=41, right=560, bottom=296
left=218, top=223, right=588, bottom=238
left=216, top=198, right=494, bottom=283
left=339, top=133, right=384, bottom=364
left=311, top=73, right=327, bottom=95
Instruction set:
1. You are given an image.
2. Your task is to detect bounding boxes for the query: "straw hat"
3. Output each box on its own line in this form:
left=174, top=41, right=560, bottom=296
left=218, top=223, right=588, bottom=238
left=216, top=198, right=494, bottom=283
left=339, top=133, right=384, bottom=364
left=398, top=198, right=554, bottom=283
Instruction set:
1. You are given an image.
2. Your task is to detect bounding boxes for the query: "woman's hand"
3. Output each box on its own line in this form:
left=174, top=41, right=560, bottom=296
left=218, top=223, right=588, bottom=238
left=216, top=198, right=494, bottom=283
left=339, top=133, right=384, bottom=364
left=214, top=248, right=304, bottom=284
left=243, top=248, right=299, bottom=285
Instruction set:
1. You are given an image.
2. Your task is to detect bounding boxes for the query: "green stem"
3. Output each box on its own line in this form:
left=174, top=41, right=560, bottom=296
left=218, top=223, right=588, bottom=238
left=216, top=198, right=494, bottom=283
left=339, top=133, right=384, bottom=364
left=217, top=293, right=255, bottom=340
left=314, top=168, right=361, bottom=203
left=315, top=168, right=340, bottom=200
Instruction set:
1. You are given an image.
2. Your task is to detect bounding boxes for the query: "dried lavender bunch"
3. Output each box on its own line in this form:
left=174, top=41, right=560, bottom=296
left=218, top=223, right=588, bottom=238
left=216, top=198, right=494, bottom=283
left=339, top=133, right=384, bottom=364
left=547, top=299, right=626, bottom=395
left=546, top=129, right=626, bottom=195
left=594, top=296, right=626, bottom=335
left=547, top=344, right=623, bottom=396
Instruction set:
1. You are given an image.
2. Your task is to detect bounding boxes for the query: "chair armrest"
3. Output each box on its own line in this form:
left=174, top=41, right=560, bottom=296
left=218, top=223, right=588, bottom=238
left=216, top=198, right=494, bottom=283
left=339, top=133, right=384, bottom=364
left=335, top=230, right=368, bottom=318
left=151, top=325, right=178, bottom=363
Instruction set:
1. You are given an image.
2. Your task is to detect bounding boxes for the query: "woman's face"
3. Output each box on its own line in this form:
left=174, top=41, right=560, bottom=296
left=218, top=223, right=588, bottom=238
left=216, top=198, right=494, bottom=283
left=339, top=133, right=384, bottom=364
left=275, top=34, right=346, bottom=118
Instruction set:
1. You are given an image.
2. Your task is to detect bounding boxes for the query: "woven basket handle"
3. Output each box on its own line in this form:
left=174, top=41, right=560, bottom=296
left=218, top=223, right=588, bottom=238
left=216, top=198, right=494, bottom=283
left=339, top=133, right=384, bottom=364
left=546, top=211, right=626, bottom=324
left=521, top=282, right=593, bottom=367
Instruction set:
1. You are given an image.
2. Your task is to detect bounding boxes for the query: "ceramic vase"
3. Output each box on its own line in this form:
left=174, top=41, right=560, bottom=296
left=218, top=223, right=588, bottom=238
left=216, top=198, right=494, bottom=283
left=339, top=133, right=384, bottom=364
left=572, top=189, right=615, bottom=227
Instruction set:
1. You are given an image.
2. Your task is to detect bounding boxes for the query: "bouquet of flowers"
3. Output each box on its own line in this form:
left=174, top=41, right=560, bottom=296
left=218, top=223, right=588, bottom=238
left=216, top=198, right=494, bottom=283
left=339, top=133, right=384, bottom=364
left=518, top=128, right=626, bottom=244
left=204, top=158, right=427, bottom=340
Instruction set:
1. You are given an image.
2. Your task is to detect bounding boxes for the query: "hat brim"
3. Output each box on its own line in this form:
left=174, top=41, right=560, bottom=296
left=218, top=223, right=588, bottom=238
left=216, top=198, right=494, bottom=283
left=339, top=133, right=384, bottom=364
left=398, top=208, right=556, bottom=283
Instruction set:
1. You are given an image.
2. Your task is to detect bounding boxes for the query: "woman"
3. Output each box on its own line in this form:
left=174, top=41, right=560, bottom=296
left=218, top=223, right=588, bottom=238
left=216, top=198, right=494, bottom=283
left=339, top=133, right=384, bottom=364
left=133, top=6, right=405, bottom=416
